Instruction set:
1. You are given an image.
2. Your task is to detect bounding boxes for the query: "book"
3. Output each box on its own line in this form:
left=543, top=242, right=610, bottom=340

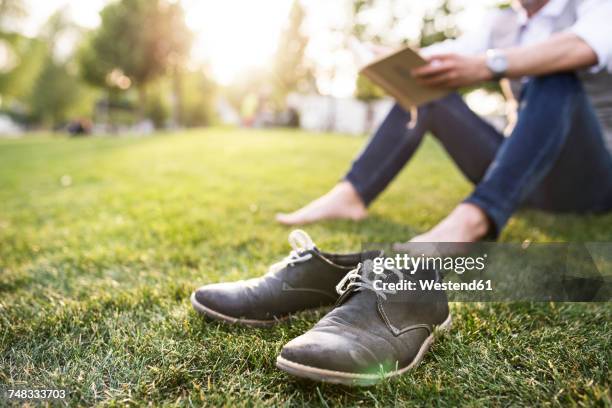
left=359, top=46, right=450, bottom=111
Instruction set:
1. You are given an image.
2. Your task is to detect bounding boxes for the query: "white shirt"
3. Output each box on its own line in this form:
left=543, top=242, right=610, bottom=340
left=422, top=0, right=612, bottom=73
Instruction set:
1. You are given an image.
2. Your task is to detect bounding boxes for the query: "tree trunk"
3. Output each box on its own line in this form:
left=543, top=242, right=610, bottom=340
left=171, top=66, right=182, bottom=129
left=137, top=85, right=147, bottom=122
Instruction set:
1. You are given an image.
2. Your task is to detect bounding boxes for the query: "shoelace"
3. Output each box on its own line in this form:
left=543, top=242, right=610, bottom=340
left=268, top=230, right=315, bottom=274
left=335, top=259, right=402, bottom=301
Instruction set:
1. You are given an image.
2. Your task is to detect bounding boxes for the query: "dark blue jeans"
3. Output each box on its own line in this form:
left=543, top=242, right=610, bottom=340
left=345, top=73, right=612, bottom=236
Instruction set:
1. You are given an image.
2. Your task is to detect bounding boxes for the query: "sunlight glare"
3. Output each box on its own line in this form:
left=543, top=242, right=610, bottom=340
left=184, top=0, right=293, bottom=85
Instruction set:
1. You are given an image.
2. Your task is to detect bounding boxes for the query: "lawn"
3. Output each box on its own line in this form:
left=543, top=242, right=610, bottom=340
left=0, top=128, right=610, bottom=406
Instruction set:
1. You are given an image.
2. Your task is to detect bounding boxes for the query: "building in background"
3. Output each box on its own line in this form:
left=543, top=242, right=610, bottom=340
left=287, top=92, right=393, bottom=135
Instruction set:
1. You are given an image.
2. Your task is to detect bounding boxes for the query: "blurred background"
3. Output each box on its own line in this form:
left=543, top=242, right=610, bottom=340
left=0, top=0, right=507, bottom=137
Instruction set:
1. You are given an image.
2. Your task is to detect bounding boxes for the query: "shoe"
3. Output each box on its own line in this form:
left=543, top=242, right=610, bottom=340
left=191, top=230, right=381, bottom=327
left=276, top=260, right=451, bottom=385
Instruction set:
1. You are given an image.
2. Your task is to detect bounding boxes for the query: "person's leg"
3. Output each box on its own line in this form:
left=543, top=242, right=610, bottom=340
left=277, top=94, right=504, bottom=225
left=523, top=88, right=612, bottom=214
left=276, top=104, right=415, bottom=225
left=347, top=94, right=504, bottom=204
left=414, top=73, right=612, bottom=242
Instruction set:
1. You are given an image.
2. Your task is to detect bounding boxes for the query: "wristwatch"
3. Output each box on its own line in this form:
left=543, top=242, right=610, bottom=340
left=486, top=49, right=508, bottom=80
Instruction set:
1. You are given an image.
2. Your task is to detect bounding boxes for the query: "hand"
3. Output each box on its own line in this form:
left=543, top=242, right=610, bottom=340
left=411, top=53, right=493, bottom=88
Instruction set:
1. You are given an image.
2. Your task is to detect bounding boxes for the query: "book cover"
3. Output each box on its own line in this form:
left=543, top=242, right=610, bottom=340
left=360, top=46, right=450, bottom=110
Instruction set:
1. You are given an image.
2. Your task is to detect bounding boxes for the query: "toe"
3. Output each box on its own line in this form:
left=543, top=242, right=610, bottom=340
left=194, top=283, right=243, bottom=316
left=280, top=329, right=380, bottom=374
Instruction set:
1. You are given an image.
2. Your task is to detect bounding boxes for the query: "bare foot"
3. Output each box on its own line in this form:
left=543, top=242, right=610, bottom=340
left=395, top=203, right=490, bottom=250
left=276, top=181, right=367, bottom=225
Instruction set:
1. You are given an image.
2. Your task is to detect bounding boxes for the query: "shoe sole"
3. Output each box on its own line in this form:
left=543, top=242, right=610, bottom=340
left=190, top=292, right=290, bottom=327
left=275, top=314, right=452, bottom=386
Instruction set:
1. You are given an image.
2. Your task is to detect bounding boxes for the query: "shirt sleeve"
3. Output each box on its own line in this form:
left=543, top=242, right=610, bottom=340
left=420, top=10, right=496, bottom=57
left=567, top=0, right=612, bottom=73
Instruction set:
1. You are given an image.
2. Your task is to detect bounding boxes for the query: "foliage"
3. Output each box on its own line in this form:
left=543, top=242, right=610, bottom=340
left=0, top=10, right=99, bottom=126
left=1, top=129, right=611, bottom=406
left=27, top=61, right=92, bottom=126
left=0, top=32, right=46, bottom=105
left=178, top=69, right=217, bottom=127
left=137, top=78, right=171, bottom=128
left=123, top=67, right=217, bottom=128
left=351, top=0, right=385, bottom=103
left=270, top=0, right=314, bottom=107
left=79, top=0, right=192, bottom=110
left=24, top=11, right=98, bottom=126
left=354, top=70, right=385, bottom=102
left=419, top=0, right=462, bottom=48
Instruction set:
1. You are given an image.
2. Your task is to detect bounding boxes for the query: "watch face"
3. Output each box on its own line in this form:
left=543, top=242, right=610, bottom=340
left=487, top=50, right=507, bottom=75
left=492, top=55, right=508, bottom=73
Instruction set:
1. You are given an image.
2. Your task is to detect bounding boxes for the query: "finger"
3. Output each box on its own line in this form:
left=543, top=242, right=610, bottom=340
left=423, top=53, right=456, bottom=62
left=411, top=60, right=454, bottom=77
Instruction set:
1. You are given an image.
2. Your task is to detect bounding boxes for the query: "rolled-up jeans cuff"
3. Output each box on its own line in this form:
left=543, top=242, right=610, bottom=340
left=463, top=194, right=510, bottom=240
left=344, top=172, right=374, bottom=207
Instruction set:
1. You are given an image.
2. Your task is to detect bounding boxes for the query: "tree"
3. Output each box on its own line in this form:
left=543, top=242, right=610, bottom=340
left=270, top=0, right=314, bottom=107
left=0, top=1, right=41, bottom=108
left=178, top=68, right=217, bottom=127
left=24, top=10, right=97, bottom=127
left=80, top=0, right=192, bottom=119
left=351, top=0, right=385, bottom=132
left=0, top=33, right=46, bottom=106
left=0, top=8, right=97, bottom=126
left=28, top=61, right=85, bottom=125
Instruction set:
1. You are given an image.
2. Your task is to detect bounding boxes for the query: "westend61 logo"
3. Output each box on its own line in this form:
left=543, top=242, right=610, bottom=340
left=372, top=253, right=488, bottom=275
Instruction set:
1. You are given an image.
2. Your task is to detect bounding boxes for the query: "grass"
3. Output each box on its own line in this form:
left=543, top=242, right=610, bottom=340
left=0, top=127, right=610, bottom=406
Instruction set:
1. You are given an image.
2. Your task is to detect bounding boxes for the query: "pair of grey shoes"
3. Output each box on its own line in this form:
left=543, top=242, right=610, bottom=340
left=191, top=230, right=451, bottom=386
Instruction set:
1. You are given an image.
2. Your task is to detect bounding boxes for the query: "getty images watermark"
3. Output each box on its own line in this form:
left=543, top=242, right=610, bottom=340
left=369, top=253, right=492, bottom=293
left=359, top=242, right=612, bottom=302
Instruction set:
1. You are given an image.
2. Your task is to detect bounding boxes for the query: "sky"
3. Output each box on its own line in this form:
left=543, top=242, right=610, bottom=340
left=16, top=0, right=500, bottom=96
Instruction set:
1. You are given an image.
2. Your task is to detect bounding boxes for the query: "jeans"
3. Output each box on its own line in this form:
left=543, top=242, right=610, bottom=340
left=345, top=73, right=612, bottom=236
